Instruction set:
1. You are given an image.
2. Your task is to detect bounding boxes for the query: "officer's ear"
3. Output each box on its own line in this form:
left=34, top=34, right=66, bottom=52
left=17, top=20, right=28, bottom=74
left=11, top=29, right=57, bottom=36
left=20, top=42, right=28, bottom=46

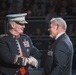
left=10, top=22, right=16, bottom=29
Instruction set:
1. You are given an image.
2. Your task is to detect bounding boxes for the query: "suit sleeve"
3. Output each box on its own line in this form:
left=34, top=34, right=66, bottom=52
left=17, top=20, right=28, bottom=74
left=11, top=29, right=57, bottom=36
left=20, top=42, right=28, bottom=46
left=50, top=41, right=69, bottom=75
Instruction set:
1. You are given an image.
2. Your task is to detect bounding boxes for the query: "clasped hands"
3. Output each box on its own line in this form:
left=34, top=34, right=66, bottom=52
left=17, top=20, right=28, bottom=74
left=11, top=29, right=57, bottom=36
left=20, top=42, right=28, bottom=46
left=14, top=55, right=38, bottom=68
left=27, top=56, right=38, bottom=68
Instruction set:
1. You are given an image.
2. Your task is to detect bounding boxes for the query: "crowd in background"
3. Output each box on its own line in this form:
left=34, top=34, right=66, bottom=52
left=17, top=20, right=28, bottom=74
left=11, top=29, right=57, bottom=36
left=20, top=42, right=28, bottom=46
left=0, top=0, right=76, bottom=38
left=0, top=0, right=76, bottom=42
left=0, top=0, right=76, bottom=17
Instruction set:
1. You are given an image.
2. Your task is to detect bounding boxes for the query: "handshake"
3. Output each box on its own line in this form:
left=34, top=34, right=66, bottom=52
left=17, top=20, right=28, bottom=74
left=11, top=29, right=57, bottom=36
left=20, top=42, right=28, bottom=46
left=14, top=55, right=38, bottom=68
left=27, top=56, right=38, bottom=68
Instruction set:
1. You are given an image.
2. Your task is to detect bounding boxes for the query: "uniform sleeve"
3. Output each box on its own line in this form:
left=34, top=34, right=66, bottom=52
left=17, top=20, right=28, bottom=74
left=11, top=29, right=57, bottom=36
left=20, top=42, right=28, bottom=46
left=30, top=46, right=42, bottom=59
left=28, top=37, right=42, bottom=59
left=0, top=38, right=25, bottom=66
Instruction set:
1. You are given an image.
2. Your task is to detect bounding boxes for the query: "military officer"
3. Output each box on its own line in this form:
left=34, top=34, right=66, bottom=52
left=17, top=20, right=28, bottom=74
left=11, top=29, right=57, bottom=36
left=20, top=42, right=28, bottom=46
left=0, top=13, right=41, bottom=75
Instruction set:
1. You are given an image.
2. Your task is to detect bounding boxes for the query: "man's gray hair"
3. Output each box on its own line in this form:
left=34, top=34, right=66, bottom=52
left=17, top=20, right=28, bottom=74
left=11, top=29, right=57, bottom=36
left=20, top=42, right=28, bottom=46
left=50, top=17, right=67, bottom=31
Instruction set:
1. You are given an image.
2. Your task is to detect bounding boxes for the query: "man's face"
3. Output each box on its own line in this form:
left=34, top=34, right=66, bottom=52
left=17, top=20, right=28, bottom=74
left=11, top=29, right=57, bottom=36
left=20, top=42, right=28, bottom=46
left=11, top=21, right=25, bottom=34
left=48, top=21, right=58, bottom=38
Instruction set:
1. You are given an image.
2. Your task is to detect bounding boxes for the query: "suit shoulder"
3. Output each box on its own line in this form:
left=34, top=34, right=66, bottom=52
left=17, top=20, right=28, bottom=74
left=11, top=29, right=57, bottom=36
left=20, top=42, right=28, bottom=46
left=0, top=34, right=8, bottom=38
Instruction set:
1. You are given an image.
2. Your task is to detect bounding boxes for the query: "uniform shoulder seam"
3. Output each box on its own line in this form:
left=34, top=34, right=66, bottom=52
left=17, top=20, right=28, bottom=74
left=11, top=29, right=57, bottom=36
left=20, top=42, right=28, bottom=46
left=22, top=33, right=28, bottom=36
left=0, top=34, right=8, bottom=38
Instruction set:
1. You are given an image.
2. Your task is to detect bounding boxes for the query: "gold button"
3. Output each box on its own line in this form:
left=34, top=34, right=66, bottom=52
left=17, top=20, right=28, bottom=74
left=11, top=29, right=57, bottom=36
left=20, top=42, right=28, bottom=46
left=16, top=70, right=18, bottom=73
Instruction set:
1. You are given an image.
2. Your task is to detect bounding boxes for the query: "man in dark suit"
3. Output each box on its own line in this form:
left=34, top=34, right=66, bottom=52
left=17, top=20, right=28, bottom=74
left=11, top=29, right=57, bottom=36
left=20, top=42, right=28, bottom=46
left=42, top=17, right=74, bottom=75
left=0, top=13, right=41, bottom=75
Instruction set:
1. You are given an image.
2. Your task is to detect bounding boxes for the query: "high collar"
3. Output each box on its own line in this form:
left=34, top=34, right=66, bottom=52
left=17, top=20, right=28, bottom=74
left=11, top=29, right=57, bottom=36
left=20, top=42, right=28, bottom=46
left=8, top=31, right=20, bottom=39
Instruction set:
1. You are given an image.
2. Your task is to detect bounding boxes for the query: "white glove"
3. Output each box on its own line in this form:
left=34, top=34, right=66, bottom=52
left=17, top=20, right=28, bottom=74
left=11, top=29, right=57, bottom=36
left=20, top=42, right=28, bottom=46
left=28, top=56, right=38, bottom=68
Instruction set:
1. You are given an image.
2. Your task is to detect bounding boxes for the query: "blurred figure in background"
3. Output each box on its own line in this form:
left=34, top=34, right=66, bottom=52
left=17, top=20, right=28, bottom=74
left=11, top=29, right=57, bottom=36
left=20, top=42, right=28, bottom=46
left=8, top=0, right=23, bottom=13
left=45, top=7, right=57, bottom=23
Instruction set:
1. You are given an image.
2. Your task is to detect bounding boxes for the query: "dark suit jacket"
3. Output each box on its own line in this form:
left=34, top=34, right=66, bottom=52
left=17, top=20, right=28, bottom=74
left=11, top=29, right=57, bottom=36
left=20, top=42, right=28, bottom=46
left=43, top=33, right=74, bottom=75
left=0, top=32, right=41, bottom=75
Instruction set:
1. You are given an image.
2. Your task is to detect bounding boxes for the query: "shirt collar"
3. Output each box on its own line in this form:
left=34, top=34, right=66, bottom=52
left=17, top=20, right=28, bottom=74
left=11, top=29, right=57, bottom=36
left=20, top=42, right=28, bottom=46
left=55, top=32, right=65, bottom=40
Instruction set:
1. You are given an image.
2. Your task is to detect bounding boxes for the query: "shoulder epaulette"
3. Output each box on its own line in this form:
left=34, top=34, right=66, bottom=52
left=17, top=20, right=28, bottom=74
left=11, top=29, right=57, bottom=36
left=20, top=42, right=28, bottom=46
left=0, top=34, right=8, bottom=38
left=22, top=33, right=28, bottom=36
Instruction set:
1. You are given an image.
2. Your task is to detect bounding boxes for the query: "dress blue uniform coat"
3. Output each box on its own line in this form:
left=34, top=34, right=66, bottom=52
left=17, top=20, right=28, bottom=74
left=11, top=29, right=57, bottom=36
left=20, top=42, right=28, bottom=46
left=0, top=32, right=41, bottom=75
left=43, top=33, right=74, bottom=75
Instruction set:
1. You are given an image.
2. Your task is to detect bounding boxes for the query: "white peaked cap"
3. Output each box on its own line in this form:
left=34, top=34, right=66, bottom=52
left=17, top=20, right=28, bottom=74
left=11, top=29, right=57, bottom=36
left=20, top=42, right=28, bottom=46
left=6, top=13, right=28, bottom=24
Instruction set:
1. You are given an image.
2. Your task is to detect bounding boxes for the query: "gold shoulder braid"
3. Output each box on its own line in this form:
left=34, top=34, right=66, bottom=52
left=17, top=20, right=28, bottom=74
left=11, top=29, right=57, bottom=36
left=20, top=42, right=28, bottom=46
left=0, top=34, right=8, bottom=38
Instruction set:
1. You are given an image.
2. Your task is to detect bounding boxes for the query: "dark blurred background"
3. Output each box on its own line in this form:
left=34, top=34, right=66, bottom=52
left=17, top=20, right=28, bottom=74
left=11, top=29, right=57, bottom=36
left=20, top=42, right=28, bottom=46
left=0, top=0, right=76, bottom=75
